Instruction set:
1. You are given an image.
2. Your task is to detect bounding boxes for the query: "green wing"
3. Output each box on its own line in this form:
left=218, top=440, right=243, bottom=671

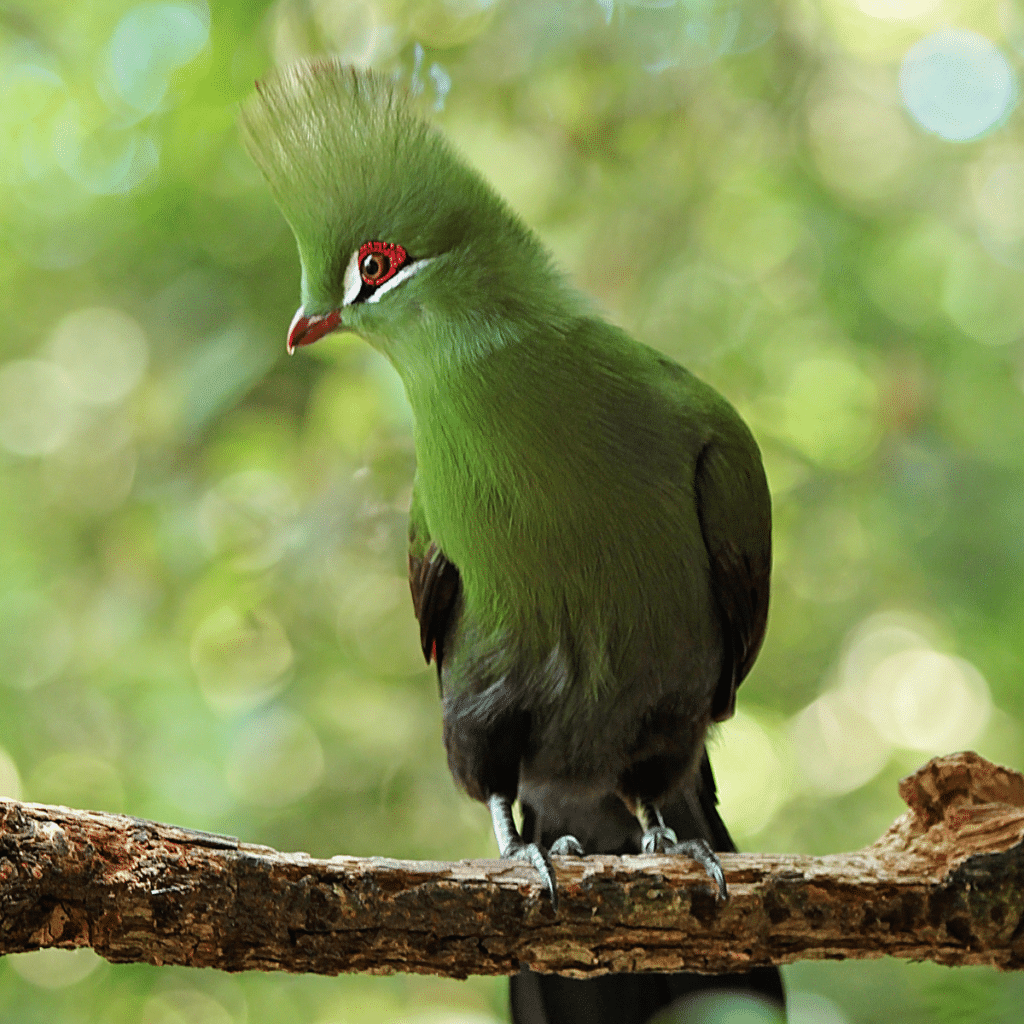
left=407, top=484, right=461, bottom=674
left=694, top=424, right=772, bottom=722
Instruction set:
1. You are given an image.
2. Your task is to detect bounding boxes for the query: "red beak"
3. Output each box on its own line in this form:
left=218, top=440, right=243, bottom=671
left=287, top=307, right=342, bottom=354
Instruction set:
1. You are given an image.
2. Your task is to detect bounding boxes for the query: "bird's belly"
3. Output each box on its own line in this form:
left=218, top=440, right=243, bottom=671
left=439, top=485, right=722, bottom=805
left=517, top=635, right=719, bottom=791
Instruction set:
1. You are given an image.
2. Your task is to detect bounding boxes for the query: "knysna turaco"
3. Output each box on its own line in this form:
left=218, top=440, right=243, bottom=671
left=241, top=59, right=785, bottom=1023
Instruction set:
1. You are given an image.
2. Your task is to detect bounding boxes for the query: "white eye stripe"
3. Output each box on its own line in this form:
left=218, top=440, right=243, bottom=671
left=341, top=249, right=434, bottom=307
left=366, top=257, right=433, bottom=303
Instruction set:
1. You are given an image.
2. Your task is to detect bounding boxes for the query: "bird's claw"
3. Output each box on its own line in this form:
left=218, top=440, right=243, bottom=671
left=641, top=827, right=727, bottom=899
left=641, top=824, right=679, bottom=853
left=550, top=834, right=584, bottom=857
left=502, top=839, right=559, bottom=910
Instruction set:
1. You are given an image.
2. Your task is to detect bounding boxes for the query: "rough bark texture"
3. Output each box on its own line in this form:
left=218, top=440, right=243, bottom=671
left=2, top=752, right=1023, bottom=978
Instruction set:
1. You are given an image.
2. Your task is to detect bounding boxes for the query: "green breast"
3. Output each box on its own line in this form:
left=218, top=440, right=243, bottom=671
left=407, top=323, right=715, bottom=668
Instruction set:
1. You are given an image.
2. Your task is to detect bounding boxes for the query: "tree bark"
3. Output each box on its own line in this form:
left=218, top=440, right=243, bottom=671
left=1, top=752, right=1023, bottom=978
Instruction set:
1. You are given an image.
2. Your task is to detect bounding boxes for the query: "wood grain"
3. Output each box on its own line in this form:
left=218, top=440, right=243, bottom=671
left=1, top=752, right=1023, bottom=977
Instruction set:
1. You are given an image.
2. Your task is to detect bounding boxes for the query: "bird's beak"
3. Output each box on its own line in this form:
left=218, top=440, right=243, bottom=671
left=287, top=307, right=342, bottom=354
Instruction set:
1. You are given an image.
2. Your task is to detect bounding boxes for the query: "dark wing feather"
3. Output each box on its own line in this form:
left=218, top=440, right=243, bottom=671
left=694, top=437, right=771, bottom=722
left=408, top=540, right=461, bottom=673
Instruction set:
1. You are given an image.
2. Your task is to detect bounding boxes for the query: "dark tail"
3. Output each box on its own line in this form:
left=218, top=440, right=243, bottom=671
left=510, top=752, right=785, bottom=1024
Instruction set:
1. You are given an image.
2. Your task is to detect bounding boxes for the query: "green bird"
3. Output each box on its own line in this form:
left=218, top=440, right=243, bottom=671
left=242, top=60, right=784, bottom=1022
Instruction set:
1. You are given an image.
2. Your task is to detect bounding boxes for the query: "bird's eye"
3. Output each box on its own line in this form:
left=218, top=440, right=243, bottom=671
left=358, top=241, right=407, bottom=287
left=361, top=251, right=389, bottom=281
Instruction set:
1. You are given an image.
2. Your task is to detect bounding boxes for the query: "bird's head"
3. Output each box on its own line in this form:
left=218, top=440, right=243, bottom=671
left=241, top=60, right=572, bottom=373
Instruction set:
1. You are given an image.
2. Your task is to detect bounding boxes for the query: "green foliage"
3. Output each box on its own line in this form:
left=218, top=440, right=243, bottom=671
left=1, top=1, right=1022, bottom=1021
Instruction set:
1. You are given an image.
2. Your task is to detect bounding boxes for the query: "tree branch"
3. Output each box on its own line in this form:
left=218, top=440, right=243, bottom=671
left=2, top=752, right=1023, bottom=977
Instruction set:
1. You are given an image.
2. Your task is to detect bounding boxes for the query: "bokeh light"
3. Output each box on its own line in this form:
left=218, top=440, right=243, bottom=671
left=786, top=991, right=851, bottom=1024
left=713, top=710, right=795, bottom=838
left=190, top=606, right=294, bottom=714
left=779, top=356, right=882, bottom=470
left=971, top=147, right=1024, bottom=267
left=1, top=1, right=1022, bottom=1022
left=7, top=948, right=104, bottom=989
left=787, top=613, right=995, bottom=798
left=198, top=470, right=299, bottom=571
left=0, top=591, right=72, bottom=690
left=790, top=689, right=893, bottom=796
left=840, top=614, right=991, bottom=753
left=224, top=707, right=324, bottom=807
left=669, top=990, right=787, bottom=1023
left=0, top=360, right=81, bottom=456
left=806, top=73, right=917, bottom=207
left=900, top=30, right=1016, bottom=142
left=105, top=2, right=211, bottom=115
left=142, top=988, right=238, bottom=1024
left=0, top=746, right=23, bottom=799
left=48, top=307, right=149, bottom=406
left=29, top=751, right=126, bottom=813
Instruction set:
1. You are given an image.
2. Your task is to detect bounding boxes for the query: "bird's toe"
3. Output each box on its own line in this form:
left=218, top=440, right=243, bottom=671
left=550, top=834, right=584, bottom=857
left=503, top=839, right=559, bottom=910
left=666, top=838, right=728, bottom=899
left=640, top=823, right=678, bottom=854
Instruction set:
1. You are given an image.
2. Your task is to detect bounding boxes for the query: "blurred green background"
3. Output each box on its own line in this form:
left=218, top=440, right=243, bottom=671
left=2, top=0, right=1024, bottom=1021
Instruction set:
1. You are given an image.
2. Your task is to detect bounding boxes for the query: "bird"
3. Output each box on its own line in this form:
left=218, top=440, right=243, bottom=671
left=242, top=59, right=785, bottom=1023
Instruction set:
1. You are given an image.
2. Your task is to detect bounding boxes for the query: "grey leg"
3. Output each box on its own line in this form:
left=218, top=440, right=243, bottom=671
left=488, top=794, right=562, bottom=910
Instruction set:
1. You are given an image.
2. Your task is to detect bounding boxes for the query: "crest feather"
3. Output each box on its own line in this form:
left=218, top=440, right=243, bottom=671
left=240, top=59, right=511, bottom=291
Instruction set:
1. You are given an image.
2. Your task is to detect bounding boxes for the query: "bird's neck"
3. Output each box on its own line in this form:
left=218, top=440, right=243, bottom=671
left=403, top=321, right=565, bottom=482
left=390, top=285, right=572, bottom=404
left=398, top=318, right=616, bottom=626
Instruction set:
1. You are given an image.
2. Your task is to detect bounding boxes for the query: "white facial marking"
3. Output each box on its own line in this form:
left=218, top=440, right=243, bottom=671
left=366, top=258, right=431, bottom=303
left=342, top=249, right=362, bottom=306
left=342, top=251, right=434, bottom=306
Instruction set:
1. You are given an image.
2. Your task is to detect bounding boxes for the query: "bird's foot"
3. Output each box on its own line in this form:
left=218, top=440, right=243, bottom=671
left=488, top=793, right=561, bottom=910
left=500, top=837, right=559, bottom=910
left=641, top=825, right=727, bottom=899
left=640, top=823, right=678, bottom=853
left=550, top=834, right=584, bottom=857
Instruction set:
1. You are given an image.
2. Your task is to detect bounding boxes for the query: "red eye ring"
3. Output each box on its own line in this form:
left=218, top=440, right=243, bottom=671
left=359, top=241, right=408, bottom=287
